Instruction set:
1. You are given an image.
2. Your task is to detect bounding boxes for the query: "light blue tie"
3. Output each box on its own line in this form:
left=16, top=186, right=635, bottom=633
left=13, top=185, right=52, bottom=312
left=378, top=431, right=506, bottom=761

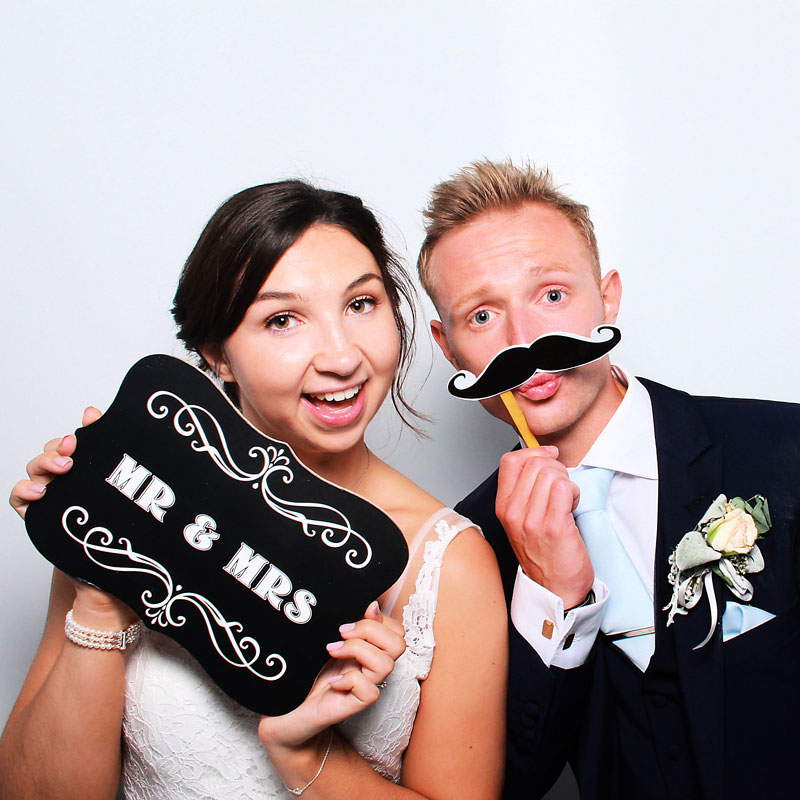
left=572, top=467, right=655, bottom=671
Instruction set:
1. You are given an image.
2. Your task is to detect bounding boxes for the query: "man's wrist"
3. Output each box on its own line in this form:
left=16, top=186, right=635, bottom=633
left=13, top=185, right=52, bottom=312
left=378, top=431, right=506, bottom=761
left=564, top=589, right=596, bottom=616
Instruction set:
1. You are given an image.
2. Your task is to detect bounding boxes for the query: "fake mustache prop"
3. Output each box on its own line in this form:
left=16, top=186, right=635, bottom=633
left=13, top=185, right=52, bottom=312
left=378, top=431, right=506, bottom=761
left=447, top=325, right=621, bottom=447
left=448, top=325, right=621, bottom=400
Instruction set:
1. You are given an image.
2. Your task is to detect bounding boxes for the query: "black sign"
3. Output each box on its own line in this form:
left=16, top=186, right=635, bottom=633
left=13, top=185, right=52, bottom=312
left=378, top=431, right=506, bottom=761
left=25, top=355, right=408, bottom=715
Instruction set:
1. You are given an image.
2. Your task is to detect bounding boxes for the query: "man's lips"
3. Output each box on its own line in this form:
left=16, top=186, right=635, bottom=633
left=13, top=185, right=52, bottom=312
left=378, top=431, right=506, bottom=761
left=516, top=372, right=561, bottom=402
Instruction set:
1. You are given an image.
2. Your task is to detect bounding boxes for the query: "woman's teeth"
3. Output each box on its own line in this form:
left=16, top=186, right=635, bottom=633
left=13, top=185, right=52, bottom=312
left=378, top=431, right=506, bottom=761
left=308, top=385, right=361, bottom=403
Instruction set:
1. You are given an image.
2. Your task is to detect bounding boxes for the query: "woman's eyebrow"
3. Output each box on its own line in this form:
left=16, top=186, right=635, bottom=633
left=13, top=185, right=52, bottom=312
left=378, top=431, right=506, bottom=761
left=252, top=290, right=303, bottom=303
left=347, top=272, right=383, bottom=291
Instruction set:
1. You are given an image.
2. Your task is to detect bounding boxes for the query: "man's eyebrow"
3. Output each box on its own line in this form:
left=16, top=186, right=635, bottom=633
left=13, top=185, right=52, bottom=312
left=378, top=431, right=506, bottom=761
left=450, top=265, right=574, bottom=313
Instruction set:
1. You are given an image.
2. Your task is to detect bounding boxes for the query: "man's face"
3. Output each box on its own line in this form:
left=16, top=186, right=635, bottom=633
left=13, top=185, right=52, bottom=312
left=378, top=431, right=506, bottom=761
left=429, top=203, right=623, bottom=459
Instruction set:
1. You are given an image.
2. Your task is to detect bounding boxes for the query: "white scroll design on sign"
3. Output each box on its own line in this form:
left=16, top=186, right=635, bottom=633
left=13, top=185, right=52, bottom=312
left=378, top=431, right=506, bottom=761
left=146, top=390, right=372, bottom=568
left=61, top=505, right=287, bottom=682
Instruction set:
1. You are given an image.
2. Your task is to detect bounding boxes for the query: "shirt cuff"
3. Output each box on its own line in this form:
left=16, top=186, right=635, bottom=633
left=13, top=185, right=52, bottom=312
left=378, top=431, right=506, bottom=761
left=510, top=567, right=608, bottom=668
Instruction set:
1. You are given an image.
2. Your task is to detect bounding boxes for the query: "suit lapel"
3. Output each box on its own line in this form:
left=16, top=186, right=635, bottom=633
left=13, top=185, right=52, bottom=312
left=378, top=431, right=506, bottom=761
left=643, top=379, right=726, bottom=800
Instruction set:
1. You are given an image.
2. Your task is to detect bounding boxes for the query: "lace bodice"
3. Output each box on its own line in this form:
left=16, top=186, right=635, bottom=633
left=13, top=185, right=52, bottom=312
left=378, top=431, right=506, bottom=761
left=122, top=509, right=472, bottom=799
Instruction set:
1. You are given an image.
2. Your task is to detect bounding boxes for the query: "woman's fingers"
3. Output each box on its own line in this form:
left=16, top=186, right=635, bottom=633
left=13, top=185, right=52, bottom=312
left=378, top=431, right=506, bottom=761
left=336, top=614, right=406, bottom=660
left=324, top=602, right=406, bottom=686
left=82, top=406, right=102, bottom=427
left=11, top=407, right=103, bottom=519
left=26, top=448, right=74, bottom=484
left=326, top=669, right=381, bottom=706
left=9, top=480, right=46, bottom=518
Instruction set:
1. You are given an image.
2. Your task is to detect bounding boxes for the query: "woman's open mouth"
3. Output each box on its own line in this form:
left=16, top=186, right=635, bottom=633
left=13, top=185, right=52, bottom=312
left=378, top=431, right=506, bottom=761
left=302, top=382, right=366, bottom=426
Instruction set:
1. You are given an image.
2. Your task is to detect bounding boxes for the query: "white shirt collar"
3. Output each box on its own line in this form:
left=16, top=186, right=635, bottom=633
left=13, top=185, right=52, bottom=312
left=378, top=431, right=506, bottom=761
left=579, top=365, right=658, bottom=480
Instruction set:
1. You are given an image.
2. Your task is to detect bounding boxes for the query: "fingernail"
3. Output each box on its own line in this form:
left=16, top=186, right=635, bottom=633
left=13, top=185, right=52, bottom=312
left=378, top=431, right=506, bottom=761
left=31, top=484, right=46, bottom=494
left=339, top=622, right=355, bottom=633
left=367, top=600, right=380, bottom=614
left=327, top=674, right=345, bottom=683
left=60, top=436, right=71, bottom=448
left=326, top=641, right=344, bottom=651
left=55, top=457, right=71, bottom=467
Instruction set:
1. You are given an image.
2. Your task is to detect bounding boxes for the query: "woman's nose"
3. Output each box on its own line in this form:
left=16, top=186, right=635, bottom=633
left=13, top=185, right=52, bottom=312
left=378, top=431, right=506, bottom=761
left=311, top=326, right=362, bottom=376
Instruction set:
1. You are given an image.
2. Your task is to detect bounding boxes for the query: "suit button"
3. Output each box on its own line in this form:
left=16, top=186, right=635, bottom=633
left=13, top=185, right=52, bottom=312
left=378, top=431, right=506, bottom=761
left=521, top=702, right=539, bottom=718
left=520, top=712, right=538, bottom=730
left=666, top=744, right=682, bottom=760
left=650, top=694, right=667, bottom=708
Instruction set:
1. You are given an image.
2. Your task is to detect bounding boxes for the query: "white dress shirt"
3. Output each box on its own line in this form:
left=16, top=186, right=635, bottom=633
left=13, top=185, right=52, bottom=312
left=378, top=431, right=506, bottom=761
left=510, top=367, right=659, bottom=668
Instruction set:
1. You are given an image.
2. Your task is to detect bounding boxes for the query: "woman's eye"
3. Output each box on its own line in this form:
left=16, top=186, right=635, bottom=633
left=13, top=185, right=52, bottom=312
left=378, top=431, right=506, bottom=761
left=544, top=290, right=564, bottom=303
left=348, top=296, right=376, bottom=314
left=265, top=313, right=297, bottom=330
left=472, top=309, right=492, bottom=325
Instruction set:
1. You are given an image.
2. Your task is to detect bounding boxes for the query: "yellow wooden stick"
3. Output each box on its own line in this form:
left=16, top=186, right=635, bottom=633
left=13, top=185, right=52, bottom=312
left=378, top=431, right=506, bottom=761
left=500, top=391, right=539, bottom=448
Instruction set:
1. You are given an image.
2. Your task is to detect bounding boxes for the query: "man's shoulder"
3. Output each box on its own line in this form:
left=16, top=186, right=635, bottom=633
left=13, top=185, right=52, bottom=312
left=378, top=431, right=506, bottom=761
left=639, top=376, right=800, bottom=433
left=640, top=379, right=800, bottom=463
left=454, top=466, right=501, bottom=528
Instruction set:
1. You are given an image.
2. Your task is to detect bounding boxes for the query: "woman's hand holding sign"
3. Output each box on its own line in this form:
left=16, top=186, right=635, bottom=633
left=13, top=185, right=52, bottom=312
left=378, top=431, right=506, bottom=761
left=258, top=600, right=406, bottom=793
left=9, top=407, right=102, bottom=519
left=9, top=407, right=141, bottom=633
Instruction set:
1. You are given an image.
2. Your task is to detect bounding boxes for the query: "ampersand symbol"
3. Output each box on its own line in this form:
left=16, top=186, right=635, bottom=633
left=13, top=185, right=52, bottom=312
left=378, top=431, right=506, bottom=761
left=183, top=514, right=220, bottom=551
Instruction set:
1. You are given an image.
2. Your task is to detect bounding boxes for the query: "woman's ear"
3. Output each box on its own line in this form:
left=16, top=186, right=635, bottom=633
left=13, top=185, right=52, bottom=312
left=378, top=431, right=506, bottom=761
left=199, top=344, right=235, bottom=382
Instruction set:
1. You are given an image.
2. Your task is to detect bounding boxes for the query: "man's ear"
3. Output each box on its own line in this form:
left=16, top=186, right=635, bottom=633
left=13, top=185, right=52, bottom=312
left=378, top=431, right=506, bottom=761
left=199, top=344, right=235, bottom=383
left=600, top=269, right=622, bottom=324
left=430, top=319, right=461, bottom=370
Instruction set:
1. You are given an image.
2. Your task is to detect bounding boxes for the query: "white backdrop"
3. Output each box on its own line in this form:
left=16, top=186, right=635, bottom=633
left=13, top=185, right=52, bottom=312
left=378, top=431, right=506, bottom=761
left=3, top=1, right=799, bottom=785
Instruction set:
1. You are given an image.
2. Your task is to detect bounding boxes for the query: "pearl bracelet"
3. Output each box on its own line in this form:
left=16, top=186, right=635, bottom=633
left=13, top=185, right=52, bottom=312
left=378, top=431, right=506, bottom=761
left=64, top=609, right=142, bottom=651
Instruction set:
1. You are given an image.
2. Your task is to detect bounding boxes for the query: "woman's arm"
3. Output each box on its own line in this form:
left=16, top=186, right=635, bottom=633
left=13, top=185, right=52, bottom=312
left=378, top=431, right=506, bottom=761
left=1, top=418, right=136, bottom=800
left=258, top=527, right=508, bottom=800
left=400, top=527, right=507, bottom=799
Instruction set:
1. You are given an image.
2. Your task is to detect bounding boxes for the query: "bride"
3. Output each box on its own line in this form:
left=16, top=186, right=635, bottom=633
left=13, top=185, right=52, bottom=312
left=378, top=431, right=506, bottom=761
left=2, top=180, right=507, bottom=799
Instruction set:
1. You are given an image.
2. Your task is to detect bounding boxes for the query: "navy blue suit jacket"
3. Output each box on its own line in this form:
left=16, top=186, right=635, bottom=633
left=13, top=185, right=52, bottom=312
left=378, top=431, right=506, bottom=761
left=456, top=379, right=800, bottom=800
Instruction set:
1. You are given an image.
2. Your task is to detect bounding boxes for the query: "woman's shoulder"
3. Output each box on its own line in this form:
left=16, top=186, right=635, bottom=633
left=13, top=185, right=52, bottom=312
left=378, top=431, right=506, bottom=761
left=363, top=457, right=445, bottom=542
left=365, top=457, right=494, bottom=571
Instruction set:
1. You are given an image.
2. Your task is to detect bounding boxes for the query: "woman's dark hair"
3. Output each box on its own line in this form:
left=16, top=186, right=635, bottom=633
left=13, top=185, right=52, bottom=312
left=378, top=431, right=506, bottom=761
left=172, top=179, right=424, bottom=431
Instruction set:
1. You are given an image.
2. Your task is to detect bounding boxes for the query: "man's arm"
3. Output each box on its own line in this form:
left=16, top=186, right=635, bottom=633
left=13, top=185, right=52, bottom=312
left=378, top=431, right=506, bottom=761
left=503, top=625, right=593, bottom=799
left=495, top=447, right=592, bottom=609
left=456, top=451, right=601, bottom=798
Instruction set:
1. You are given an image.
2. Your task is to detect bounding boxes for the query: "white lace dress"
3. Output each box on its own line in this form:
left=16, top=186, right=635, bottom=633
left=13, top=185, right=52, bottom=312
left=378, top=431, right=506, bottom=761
left=121, top=508, right=472, bottom=799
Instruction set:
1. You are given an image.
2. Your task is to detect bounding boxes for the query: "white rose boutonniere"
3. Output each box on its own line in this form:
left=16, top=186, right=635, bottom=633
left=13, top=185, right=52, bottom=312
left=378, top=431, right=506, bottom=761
left=664, top=493, right=771, bottom=649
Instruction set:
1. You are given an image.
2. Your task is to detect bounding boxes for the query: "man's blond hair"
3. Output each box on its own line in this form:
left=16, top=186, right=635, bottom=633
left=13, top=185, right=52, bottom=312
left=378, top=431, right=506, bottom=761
left=417, top=159, right=600, bottom=303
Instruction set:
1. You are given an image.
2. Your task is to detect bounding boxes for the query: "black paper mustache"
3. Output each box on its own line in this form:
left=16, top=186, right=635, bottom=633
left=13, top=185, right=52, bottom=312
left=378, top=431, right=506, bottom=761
left=447, top=325, right=622, bottom=400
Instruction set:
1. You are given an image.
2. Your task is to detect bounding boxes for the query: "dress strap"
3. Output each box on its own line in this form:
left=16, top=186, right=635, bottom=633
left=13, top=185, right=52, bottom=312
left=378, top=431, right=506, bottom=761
left=402, top=510, right=475, bottom=680
left=381, top=507, right=454, bottom=619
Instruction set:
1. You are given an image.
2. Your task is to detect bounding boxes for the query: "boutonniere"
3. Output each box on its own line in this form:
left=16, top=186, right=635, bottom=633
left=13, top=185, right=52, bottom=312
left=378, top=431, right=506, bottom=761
left=664, top=494, right=771, bottom=649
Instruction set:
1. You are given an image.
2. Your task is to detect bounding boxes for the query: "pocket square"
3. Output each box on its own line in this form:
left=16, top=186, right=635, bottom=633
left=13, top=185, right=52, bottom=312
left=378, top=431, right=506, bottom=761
left=721, top=601, right=775, bottom=642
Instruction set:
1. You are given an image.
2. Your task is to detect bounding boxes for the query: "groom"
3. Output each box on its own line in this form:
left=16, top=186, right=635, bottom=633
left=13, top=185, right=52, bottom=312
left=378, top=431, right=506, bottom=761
left=418, top=159, right=800, bottom=799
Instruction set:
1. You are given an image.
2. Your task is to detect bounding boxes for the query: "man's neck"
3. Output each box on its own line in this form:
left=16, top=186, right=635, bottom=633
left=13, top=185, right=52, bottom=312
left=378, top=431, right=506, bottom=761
left=539, top=370, right=628, bottom=467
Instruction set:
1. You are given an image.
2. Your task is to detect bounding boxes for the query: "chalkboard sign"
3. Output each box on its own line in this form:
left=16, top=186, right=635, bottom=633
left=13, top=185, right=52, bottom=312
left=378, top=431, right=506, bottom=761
left=25, top=355, right=408, bottom=715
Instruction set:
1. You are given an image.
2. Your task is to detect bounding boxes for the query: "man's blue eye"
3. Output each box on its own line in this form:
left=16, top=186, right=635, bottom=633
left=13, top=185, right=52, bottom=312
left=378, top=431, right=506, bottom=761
left=474, top=310, right=491, bottom=324
left=546, top=290, right=564, bottom=303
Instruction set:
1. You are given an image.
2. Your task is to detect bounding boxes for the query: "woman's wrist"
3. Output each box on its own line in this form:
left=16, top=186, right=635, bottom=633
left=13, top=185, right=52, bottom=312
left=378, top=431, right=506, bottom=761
left=262, top=730, right=334, bottom=795
left=65, top=609, right=141, bottom=651
left=70, top=591, right=140, bottom=632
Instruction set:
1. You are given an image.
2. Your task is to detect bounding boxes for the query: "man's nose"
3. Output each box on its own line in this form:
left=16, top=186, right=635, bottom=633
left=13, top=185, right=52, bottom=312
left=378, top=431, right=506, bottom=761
left=505, top=309, right=542, bottom=348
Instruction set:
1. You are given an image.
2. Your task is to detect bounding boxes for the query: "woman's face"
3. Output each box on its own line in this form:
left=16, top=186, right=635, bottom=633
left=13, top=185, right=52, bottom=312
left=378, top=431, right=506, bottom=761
left=213, top=224, right=401, bottom=464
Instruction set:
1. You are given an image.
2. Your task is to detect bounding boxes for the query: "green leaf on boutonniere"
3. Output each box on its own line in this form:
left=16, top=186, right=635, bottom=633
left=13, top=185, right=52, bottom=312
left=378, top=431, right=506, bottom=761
left=744, top=495, right=771, bottom=535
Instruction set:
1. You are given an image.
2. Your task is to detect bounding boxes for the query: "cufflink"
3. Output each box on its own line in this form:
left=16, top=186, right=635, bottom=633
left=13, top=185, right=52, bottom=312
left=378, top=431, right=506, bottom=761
left=541, top=619, right=554, bottom=639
